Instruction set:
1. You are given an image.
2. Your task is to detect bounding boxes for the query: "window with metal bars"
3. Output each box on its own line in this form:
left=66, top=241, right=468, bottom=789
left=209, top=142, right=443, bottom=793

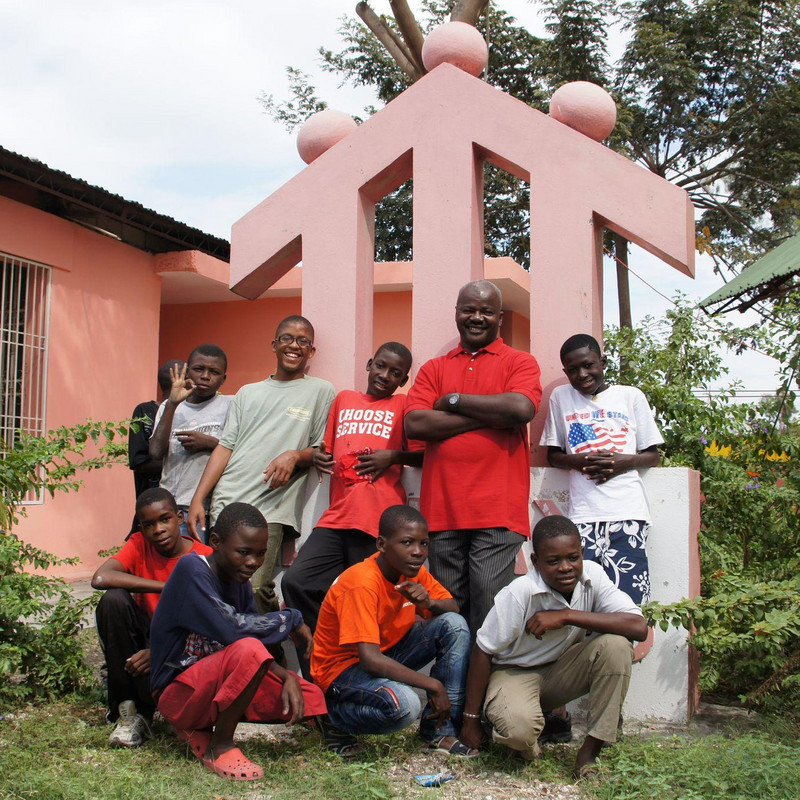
left=1, top=253, right=51, bottom=504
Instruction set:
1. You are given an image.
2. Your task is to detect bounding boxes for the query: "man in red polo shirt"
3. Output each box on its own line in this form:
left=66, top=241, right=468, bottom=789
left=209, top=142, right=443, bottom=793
left=405, top=280, right=541, bottom=634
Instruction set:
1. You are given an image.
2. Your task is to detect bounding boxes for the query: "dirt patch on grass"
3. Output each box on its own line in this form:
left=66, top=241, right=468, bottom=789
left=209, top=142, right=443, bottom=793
left=238, top=722, right=582, bottom=800
left=380, top=750, right=582, bottom=799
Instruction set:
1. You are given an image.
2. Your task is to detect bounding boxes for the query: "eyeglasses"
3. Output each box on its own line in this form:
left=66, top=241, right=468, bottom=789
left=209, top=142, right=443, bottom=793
left=276, top=333, right=313, bottom=349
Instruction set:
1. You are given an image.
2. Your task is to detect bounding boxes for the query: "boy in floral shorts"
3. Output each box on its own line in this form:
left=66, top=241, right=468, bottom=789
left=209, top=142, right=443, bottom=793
left=540, top=333, right=663, bottom=604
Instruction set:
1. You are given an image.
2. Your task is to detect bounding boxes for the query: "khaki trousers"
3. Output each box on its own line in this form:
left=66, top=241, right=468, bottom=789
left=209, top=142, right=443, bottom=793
left=251, top=522, right=286, bottom=614
left=484, top=634, right=634, bottom=759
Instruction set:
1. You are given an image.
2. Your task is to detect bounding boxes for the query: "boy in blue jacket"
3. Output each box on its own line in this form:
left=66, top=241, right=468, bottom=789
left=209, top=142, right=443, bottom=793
left=150, top=503, right=327, bottom=781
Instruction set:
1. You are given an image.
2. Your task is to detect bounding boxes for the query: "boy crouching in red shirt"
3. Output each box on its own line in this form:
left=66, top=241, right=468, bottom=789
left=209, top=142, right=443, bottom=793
left=149, top=502, right=326, bottom=781
left=92, top=487, right=211, bottom=747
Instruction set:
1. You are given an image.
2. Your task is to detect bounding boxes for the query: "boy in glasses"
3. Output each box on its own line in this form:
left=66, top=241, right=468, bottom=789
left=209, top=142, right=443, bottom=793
left=187, top=316, right=335, bottom=614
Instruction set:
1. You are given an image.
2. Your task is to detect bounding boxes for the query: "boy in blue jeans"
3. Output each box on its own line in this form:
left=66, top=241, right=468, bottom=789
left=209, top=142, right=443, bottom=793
left=311, top=505, right=475, bottom=756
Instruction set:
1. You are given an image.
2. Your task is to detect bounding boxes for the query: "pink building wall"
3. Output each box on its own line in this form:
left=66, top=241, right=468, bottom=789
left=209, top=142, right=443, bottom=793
left=1, top=196, right=161, bottom=579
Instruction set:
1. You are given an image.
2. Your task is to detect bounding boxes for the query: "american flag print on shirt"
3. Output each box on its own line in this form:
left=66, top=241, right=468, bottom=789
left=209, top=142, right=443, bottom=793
left=567, top=421, right=628, bottom=453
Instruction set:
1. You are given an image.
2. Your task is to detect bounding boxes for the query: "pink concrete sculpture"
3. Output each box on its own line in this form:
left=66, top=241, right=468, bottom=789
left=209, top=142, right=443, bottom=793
left=549, top=81, right=617, bottom=142
left=231, top=64, right=693, bottom=413
left=421, top=21, right=489, bottom=76
left=296, top=109, right=358, bottom=164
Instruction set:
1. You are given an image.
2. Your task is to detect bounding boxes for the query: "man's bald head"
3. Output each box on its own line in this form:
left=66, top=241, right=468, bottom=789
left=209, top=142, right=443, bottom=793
left=457, top=280, right=502, bottom=307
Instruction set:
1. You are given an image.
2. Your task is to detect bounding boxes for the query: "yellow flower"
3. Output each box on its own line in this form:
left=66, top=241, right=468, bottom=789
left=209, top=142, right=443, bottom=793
left=705, top=441, right=732, bottom=458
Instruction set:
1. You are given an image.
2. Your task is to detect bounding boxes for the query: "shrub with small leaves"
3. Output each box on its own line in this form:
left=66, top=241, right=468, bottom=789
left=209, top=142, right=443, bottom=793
left=0, top=419, right=128, bottom=702
left=606, top=301, right=800, bottom=709
left=0, top=531, right=96, bottom=701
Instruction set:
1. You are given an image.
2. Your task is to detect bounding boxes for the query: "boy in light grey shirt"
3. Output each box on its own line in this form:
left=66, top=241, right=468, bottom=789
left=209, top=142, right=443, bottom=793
left=150, top=345, right=230, bottom=540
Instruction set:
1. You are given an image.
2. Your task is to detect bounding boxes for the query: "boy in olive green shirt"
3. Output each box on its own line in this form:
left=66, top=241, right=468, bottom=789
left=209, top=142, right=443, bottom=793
left=188, top=316, right=334, bottom=613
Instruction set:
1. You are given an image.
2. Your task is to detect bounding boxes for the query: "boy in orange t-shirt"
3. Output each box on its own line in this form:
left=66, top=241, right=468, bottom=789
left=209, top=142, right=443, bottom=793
left=311, top=505, right=475, bottom=756
left=91, top=487, right=211, bottom=747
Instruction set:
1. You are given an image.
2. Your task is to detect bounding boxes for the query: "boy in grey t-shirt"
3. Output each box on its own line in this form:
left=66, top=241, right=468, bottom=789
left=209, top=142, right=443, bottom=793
left=149, top=344, right=230, bottom=540
left=187, top=316, right=335, bottom=614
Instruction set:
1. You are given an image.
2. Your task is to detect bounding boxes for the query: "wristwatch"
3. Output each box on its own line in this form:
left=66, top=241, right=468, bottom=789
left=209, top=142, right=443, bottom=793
left=447, top=393, right=460, bottom=411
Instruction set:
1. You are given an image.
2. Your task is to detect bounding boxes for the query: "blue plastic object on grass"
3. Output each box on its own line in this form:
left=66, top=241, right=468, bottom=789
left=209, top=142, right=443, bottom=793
left=413, top=772, right=455, bottom=787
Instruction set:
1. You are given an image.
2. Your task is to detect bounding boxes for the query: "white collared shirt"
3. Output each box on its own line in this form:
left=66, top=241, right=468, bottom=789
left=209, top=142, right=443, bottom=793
left=476, top=561, right=642, bottom=668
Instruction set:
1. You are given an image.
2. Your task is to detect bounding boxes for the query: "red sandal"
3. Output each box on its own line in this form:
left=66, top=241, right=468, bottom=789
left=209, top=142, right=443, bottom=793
left=201, top=747, right=264, bottom=781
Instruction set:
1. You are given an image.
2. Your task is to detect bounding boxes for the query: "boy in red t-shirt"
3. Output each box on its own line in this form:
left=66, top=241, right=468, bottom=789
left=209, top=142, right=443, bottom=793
left=311, top=505, right=474, bottom=755
left=91, top=487, right=211, bottom=747
left=281, top=343, right=423, bottom=666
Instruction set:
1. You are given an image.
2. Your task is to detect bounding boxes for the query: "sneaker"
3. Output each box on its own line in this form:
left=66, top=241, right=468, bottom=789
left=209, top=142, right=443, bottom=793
left=314, top=715, right=363, bottom=757
left=539, top=710, right=572, bottom=744
left=108, top=700, right=151, bottom=748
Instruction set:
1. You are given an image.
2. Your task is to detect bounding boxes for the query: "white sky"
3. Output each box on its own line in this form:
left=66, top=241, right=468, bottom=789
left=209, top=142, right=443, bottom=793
left=0, top=1, right=781, bottom=392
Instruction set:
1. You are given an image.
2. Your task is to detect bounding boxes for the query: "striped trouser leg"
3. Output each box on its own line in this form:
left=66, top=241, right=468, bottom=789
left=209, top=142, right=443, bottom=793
left=469, top=528, right=525, bottom=632
left=429, top=528, right=525, bottom=635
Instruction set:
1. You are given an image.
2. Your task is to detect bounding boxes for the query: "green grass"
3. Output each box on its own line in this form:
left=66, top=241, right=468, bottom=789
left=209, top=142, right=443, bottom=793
left=588, top=731, right=800, bottom=800
left=0, top=695, right=578, bottom=800
left=2, top=696, right=799, bottom=800
left=0, top=698, right=398, bottom=800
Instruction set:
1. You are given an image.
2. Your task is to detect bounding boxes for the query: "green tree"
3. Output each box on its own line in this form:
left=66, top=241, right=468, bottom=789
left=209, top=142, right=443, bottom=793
left=543, top=0, right=613, bottom=85
left=615, top=0, right=800, bottom=275
left=260, top=0, right=800, bottom=280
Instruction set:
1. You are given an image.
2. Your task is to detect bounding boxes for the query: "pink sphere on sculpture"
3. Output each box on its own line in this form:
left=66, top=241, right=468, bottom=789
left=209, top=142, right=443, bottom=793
left=549, top=81, right=617, bottom=141
left=421, top=21, right=489, bottom=77
left=296, top=109, right=358, bottom=164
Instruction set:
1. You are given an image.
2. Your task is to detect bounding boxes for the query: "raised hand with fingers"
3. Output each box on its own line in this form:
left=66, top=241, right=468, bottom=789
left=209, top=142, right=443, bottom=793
left=355, top=449, right=397, bottom=482
left=424, top=681, right=452, bottom=729
left=290, top=623, right=314, bottom=660
left=186, top=501, right=206, bottom=541
left=176, top=429, right=218, bottom=454
left=168, top=362, right=195, bottom=406
left=395, top=580, right=432, bottom=610
left=264, top=449, right=300, bottom=488
left=279, top=673, right=305, bottom=726
left=124, top=648, right=151, bottom=676
left=525, top=609, right=568, bottom=639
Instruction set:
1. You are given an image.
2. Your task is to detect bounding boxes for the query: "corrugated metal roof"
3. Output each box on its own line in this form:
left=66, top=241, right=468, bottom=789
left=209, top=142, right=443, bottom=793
left=699, top=232, right=800, bottom=312
left=0, top=146, right=230, bottom=260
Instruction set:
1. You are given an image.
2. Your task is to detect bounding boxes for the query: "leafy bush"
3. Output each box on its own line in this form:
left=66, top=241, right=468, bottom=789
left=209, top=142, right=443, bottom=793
left=0, top=532, right=95, bottom=701
left=0, top=420, right=128, bottom=702
left=1, top=420, right=129, bottom=530
left=605, top=301, right=800, bottom=709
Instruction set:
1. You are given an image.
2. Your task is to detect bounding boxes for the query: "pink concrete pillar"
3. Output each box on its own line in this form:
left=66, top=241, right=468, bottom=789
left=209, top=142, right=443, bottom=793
left=529, top=186, right=603, bottom=463
left=300, top=190, right=376, bottom=391
left=411, top=138, right=485, bottom=367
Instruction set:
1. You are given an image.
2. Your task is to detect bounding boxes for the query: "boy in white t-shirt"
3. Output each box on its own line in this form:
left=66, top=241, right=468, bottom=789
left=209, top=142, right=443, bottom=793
left=540, top=334, right=663, bottom=605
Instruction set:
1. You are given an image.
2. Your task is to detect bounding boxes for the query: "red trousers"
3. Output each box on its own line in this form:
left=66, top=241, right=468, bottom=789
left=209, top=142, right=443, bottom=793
left=158, top=637, right=327, bottom=731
